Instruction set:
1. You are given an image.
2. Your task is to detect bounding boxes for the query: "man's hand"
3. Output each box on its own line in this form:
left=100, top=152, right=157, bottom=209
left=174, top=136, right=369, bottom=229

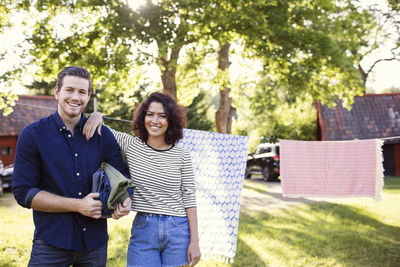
left=83, top=112, right=103, bottom=140
left=187, top=240, right=201, bottom=266
left=78, top=193, right=103, bottom=219
left=112, top=197, right=131, bottom=220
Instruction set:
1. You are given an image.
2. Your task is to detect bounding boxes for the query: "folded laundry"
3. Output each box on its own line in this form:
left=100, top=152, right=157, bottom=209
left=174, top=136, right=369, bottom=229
left=92, top=162, right=134, bottom=218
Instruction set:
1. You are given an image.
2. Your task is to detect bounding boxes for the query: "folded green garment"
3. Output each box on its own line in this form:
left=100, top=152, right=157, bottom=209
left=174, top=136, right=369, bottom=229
left=101, top=162, right=134, bottom=210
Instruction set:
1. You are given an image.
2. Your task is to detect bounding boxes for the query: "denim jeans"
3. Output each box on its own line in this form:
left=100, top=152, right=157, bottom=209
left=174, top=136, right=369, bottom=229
left=28, top=239, right=107, bottom=267
left=126, top=212, right=190, bottom=267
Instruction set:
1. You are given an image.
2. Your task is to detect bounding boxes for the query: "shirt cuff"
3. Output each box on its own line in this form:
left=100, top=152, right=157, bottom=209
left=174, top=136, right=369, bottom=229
left=24, top=187, right=40, bottom=208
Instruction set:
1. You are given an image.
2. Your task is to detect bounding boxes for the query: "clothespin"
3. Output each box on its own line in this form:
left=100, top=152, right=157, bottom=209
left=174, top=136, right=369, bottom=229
left=269, top=135, right=277, bottom=144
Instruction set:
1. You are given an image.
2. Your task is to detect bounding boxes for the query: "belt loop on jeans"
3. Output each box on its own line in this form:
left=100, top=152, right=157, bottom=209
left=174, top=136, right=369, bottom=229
left=138, top=212, right=170, bottom=218
left=138, top=212, right=150, bottom=217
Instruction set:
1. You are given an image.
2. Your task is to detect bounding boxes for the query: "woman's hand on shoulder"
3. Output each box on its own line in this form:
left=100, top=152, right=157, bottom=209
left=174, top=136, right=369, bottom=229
left=83, top=112, right=103, bottom=140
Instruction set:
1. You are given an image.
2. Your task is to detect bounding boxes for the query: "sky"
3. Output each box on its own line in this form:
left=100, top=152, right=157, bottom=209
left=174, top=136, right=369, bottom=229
left=1, top=0, right=399, bottom=94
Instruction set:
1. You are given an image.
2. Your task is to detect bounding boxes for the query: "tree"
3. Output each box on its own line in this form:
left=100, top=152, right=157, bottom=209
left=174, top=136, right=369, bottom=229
left=185, top=91, right=214, bottom=131
left=0, top=92, right=18, bottom=116
left=191, top=0, right=375, bottom=135
left=0, top=0, right=30, bottom=115
left=2, top=0, right=385, bottom=139
left=11, top=0, right=210, bottom=113
left=357, top=0, right=400, bottom=87
left=15, top=1, right=156, bottom=123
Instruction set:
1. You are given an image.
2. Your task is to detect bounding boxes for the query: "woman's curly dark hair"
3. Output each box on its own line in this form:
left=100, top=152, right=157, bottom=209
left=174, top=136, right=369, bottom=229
left=132, top=91, right=187, bottom=144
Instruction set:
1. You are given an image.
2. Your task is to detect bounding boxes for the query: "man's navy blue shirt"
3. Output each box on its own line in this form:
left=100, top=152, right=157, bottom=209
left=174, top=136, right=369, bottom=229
left=13, top=112, right=130, bottom=251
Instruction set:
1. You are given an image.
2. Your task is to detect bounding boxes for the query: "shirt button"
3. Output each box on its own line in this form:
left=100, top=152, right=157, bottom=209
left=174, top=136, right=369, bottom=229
left=63, top=126, right=66, bottom=129
left=78, top=192, right=82, bottom=196
left=83, top=228, right=86, bottom=231
left=77, top=173, right=80, bottom=176
left=68, top=134, right=71, bottom=138
left=75, top=153, right=78, bottom=157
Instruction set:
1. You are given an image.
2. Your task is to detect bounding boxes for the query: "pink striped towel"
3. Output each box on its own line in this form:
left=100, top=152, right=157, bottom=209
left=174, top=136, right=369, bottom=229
left=280, top=139, right=384, bottom=201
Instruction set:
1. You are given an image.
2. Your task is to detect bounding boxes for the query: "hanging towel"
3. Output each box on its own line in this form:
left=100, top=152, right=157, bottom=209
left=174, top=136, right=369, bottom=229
left=179, top=129, right=249, bottom=263
left=280, top=139, right=384, bottom=201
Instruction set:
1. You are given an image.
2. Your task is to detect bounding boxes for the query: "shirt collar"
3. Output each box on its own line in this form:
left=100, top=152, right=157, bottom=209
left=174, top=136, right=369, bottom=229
left=52, top=111, right=87, bottom=132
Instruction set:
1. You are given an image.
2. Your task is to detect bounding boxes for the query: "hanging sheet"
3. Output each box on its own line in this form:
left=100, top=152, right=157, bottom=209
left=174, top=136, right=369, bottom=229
left=179, top=129, right=249, bottom=263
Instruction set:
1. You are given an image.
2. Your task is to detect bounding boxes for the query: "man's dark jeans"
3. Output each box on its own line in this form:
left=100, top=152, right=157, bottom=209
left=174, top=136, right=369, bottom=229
left=28, top=240, right=107, bottom=267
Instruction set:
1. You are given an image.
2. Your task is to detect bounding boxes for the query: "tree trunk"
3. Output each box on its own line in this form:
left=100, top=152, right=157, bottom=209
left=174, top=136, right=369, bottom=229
left=159, top=46, right=181, bottom=98
left=215, top=42, right=235, bottom=133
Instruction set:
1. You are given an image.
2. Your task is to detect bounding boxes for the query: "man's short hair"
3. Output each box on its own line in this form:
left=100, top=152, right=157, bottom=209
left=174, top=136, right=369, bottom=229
left=56, top=66, right=92, bottom=94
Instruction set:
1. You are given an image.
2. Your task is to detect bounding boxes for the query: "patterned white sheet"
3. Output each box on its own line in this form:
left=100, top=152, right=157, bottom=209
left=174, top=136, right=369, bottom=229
left=179, top=129, right=249, bottom=263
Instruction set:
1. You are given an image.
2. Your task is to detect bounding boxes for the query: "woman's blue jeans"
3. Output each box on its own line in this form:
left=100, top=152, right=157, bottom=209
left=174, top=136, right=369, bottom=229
left=126, top=212, right=190, bottom=267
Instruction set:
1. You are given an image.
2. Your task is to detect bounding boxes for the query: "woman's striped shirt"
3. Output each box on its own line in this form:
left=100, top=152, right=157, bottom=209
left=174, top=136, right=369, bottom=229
left=111, top=129, right=196, bottom=217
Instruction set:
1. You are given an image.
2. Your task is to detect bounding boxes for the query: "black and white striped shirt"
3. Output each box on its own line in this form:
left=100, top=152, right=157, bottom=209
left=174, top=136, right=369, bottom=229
left=111, top=129, right=196, bottom=217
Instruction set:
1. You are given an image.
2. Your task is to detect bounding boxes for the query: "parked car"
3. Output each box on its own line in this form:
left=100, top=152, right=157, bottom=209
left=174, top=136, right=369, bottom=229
left=0, top=163, right=13, bottom=190
left=245, top=143, right=280, bottom=182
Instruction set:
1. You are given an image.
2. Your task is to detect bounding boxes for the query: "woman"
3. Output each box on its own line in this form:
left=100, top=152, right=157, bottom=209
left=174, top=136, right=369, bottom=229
left=84, top=92, right=201, bottom=267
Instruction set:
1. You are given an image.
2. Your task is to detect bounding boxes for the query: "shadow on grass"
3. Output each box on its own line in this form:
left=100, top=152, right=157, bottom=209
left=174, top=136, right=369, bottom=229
left=383, top=177, right=400, bottom=194
left=232, top=236, right=266, bottom=267
left=239, top=202, right=400, bottom=266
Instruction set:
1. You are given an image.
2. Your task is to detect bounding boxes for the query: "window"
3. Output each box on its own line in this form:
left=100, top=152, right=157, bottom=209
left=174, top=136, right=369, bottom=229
left=260, top=147, right=272, bottom=154
left=1, top=147, right=13, bottom=156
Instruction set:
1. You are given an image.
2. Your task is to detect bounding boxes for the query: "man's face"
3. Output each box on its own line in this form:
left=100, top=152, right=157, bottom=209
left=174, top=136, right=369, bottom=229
left=54, top=75, right=90, bottom=121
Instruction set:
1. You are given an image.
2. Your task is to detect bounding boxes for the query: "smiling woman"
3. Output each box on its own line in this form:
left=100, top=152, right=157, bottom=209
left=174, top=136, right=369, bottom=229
left=84, top=91, right=201, bottom=266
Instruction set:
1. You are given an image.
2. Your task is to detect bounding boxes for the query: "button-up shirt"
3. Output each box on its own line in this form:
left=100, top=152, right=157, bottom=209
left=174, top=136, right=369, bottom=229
left=12, top=112, right=130, bottom=251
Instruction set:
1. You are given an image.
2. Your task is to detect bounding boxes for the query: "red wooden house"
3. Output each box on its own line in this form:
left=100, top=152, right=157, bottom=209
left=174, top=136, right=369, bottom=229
left=316, top=92, right=400, bottom=176
left=0, top=95, right=57, bottom=166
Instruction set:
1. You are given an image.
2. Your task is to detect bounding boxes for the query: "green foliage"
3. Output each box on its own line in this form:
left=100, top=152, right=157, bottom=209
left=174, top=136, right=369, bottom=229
left=101, top=86, right=147, bottom=134
left=0, top=1, right=29, bottom=32
left=185, top=91, right=215, bottom=132
left=245, top=0, right=368, bottom=103
left=0, top=92, right=18, bottom=116
left=389, top=0, right=400, bottom=11
left=3, top=0, right=395, bottom=141
left=0, top=1, right=12, bottom=32
left=236, top=81, right=318, bottom=151
left=25, top=79, right=56, bottom=95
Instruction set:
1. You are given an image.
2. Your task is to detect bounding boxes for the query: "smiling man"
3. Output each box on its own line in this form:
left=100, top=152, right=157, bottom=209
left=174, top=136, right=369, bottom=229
left=12, top=66, right=131, bottom=267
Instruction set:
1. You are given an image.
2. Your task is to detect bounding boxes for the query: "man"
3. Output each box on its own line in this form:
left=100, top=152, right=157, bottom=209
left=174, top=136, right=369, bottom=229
left=12, top=66, right=131, bottom=267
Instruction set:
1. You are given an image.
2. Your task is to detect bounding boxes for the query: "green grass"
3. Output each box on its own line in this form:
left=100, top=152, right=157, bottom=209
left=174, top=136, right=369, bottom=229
left=1, top=178, right=400, bottom=266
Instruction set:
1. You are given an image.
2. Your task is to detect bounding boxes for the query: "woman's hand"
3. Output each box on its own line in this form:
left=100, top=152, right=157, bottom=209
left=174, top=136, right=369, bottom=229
left=187, top=240, right=201, bottom=266
left=112, top=197, right=131, bottom=220
left=83, top=112, right=103, bottom=140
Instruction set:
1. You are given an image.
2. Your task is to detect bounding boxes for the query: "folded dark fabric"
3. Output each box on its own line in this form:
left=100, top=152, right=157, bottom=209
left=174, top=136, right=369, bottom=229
left=92, top=162, right=134, bottom=218
left=92, top=167, right=113, bottom=217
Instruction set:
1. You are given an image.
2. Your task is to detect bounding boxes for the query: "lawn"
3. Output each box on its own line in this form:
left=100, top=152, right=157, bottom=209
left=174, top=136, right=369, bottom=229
left=1, top=178, right=399, bottom=267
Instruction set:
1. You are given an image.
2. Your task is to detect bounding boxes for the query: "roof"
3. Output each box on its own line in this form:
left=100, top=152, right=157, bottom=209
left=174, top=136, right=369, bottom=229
left=317, top=92, right=400, bottom=141
left=0, top=95, right=57, bottom=136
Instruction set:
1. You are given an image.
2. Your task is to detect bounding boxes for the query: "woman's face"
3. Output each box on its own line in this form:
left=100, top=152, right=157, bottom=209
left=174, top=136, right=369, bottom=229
left=144, top=101, right=169, bottom=139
